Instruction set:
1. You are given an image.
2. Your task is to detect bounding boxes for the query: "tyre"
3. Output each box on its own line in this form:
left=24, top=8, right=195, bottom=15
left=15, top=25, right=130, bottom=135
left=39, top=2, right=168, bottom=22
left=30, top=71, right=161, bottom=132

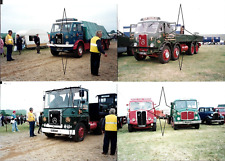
left=194, top=43, right=199, bottom=54
left=127, top=47, right=134, bottom=56
left=104, top=42, right=109, bottom=50
left=128, top=124, right=133, bottom=132
left=134, top=52, right=146, bottom=61
left=194, top=124, right=200, bottom=129
left=171, top=45, right=180, bottom=60
left=51, top=49, right=59, bottom=56
left=167, top=117, right=171, bottom=124
left=174, top=125, right=178, bottom=130
left=152, top=123, right=156, bottom=131
left=219, top=121, right=224, bottom=125
left=187, top=43, right=194, bottom=55
left=73, top=123, right=86, bottom=142
left=74, top=44, right=84, bottom=58
left=206, top=118, right=212, bottom=125
left=93, top=121, right=102, bottom=135
left=45, top=133, right=55, bottom=138
left=159, top=45, right=171, bottom=64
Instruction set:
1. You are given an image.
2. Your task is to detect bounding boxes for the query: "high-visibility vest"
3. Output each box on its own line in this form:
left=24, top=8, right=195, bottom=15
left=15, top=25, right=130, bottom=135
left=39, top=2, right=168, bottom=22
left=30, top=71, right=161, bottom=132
left=90, top=36, right=100, bottom=53
left=105, top=114, right=117, bottom=131
left=28, top=112, right=35, bottom=122
left=5, top=34, right=14, bottom=45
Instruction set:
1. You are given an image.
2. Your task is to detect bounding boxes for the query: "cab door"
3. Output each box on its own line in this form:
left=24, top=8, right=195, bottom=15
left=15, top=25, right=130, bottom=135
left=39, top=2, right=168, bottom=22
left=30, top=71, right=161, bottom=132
left=72, top=23, right=83, bottom=43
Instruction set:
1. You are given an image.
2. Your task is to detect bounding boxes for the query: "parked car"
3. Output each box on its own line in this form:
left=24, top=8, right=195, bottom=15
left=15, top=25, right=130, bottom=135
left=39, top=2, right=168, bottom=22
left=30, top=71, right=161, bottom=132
left=198, top=107, right=224, bottom=125
left=214, top=104, right=225, bottom=121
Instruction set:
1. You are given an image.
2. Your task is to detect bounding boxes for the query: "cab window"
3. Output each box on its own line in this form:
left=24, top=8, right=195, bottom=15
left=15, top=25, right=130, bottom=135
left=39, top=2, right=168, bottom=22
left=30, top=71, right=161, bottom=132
left=199, top=108, right=204, bottom=112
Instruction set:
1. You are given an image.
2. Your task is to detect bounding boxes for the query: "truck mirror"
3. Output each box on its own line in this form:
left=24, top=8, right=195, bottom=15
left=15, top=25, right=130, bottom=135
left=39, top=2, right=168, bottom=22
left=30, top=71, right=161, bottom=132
left=43, top=95, right=45, bottom=101
left=126, top=104, right=128, bottom=106
left=79, top=90, right=84, bottom=97
left=170, top=102, right=173, bottom=106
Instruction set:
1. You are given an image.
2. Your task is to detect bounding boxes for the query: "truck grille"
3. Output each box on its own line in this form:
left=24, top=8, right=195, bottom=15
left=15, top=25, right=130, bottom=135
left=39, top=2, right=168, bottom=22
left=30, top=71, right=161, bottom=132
left=139, top=35, right=148, bottom=52
left=181, top=111, right=194, bottom=120
left=49, top=110, right=61, bottom=125
left=137, top=111, right=146, bottom=125
left=55, top=34, right=63, bottom=44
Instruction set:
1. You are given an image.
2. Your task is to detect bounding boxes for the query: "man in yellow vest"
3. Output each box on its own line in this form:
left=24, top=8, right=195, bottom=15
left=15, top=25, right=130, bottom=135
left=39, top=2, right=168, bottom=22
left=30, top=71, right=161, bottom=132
left=90, top=30, right=107, bottom=76
left=102, top=108, right=117, bottom=155
left=5, top=30, right=15, bottom=61
left=28, top=107, right=36, bottom=137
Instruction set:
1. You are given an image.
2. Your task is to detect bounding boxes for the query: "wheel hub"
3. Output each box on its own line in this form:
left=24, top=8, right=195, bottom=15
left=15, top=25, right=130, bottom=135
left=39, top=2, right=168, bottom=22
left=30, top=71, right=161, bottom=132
left=165, top=51, right=169, bottom=58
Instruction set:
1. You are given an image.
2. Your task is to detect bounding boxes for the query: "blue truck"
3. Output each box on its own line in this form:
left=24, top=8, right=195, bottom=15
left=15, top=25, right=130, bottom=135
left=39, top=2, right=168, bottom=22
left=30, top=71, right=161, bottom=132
left=48, top=18, right=111, bottom=58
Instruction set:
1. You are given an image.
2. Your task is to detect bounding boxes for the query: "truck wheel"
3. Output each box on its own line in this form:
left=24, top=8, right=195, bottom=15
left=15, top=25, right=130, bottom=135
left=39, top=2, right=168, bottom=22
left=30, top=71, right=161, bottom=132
left=194, top=43, right=199, bottom=54
left=128, top=124, right=133, bottom=132
left=93, top=122, right=102, bottom=135
left=134, top=52, right=146, bottom=61
left=194, top=124, right=200, bottom=129
left=206, top=118, right=212, bottom=125
left=152, top=123, right=156, bottom=131
left=174, top=125, right=178, bottom=130
left=167, top=117, right=171, bottom=124
left=187, top=43, right=194, bottom=55
left=219, top=121, right=224, bottom=125
left=159, top=45, right=171, bottom=64
left=74, top=44, right=84, bottom=58
left=171, top=45, right=180, bottom=60
left=127, top=47, right=134, bottom=56
left=51, top=49, right=59, bottom=56
left=104, top=42, right=109, bottom=50
left=73, top=123, right=86, bottom=142
left=45, top=133, right=55, bottom=138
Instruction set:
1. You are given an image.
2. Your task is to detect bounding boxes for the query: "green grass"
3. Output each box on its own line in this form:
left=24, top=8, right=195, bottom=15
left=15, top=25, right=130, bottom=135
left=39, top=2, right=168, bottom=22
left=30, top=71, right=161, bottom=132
left=118, top=45, right=225, bottom=81
left=118, top=121, right=225, bottom=160
left=0, top=123, right=30, bottom=135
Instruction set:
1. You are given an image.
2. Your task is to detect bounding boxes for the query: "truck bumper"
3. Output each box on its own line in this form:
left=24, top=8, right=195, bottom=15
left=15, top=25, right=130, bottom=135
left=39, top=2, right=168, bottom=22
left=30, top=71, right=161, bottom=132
left=42, top=127, right=75, bottom=135
left=47, top=44, right=74, bottom=48
left=211, top=120, right=224, bottom=123
left=174, top=120, right=201, bottom=125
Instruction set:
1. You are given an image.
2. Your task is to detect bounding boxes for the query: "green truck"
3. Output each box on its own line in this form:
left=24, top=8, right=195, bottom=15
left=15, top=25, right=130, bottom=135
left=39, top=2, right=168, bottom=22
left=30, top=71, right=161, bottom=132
left=132, top=17, right=203, bottom=63
left=167, top=99, right=201, bottom=130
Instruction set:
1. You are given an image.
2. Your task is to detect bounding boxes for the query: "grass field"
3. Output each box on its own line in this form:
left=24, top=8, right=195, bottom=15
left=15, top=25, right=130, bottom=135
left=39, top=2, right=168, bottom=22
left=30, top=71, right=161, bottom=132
left=0, top=123, right=30, bottom=135
left=118, top=45, right=225, bottom=81
left=118, top=121, right=225, bottom=160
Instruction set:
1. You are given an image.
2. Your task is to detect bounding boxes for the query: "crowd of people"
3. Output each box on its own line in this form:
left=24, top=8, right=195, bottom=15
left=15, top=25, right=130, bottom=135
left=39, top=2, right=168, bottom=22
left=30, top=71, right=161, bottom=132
left=0, top=30, right=41, bottom=61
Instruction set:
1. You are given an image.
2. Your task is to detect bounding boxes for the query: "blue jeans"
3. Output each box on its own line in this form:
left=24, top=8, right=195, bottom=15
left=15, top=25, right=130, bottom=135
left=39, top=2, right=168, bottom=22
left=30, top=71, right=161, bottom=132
left=29, top=121, right=35, bottom=136
left=12, top=121, right=19, bottom=132
left=7, top=45, right=13, bottom=61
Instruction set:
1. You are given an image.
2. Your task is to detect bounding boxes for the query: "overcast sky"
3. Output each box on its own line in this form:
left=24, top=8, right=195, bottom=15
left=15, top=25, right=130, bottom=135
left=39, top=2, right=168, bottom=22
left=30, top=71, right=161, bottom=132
left=0, top=81, right=116, bottom=113
left=1, top=0, right=117, bottom=33
left=118, top=0, right=225, bottom=34
left=118, top=82, right=225, bottom=116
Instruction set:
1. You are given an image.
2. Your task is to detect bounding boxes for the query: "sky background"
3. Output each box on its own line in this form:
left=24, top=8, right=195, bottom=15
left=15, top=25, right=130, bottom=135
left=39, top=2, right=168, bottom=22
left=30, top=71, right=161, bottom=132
left=1, top=0, right=117, bottom=33
left=118, top=0, right=225, bottom=34
left=0, top=81, right=117, bottom=114
left=118, top=82, right=225, bottom=116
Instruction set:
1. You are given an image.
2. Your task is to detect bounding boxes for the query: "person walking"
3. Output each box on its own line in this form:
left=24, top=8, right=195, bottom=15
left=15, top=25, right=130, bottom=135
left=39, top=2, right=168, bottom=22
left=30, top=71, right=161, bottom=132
left=34, top=34, right=40, bottom=54
left=0, top=114, right=4, bottom=126
left=16, top=34, right=22, bottom=55
left=5, top=30, right=15, bottom=61
left=11, top=111, right=19, bottom=132
left=0, top=36, right=6, bottom=57
left=28, top=107, right=36, bottom=137
left=102, top=108, right=117, bottom=155
left=90, top=30, right=107, bottom=76
left=38, top=112, right=43, bottom=134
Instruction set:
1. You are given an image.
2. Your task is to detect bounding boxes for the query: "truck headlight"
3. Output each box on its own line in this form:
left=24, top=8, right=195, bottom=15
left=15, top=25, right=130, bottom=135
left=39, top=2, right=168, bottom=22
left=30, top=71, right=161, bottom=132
left=177, top=117, right=181, bottom=120
left=132, top=118, right=136, bottom=122
left=66, top=117, right=71, bottom=123
left=134, top=43, right=137, bottom=47
left=51, top=41, right=53, bottom=44
left=148, top=117, right=151, bottom=121
left=65, top=35, right=69, bottom=39
left=177, top=112, right=180, bottom=115
left=43, top=117, right=47, bottom=122
left=211, top=114, right=213, bottom=117
left=66, top=41, right=69, bottom=45
left=150, top=43, right=154, bottom=47
left=195, top=116, right=198, bottom=120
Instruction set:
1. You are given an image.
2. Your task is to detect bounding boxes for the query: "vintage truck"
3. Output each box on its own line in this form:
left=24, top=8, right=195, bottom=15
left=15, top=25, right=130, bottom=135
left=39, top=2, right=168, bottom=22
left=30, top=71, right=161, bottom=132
left=167, top=99, right=201, bottom=130
left=198, top=107, right=224, bottom=125
left=48, top=18, right=110, bottom=57
left=214, top=104, right=225, bottom=121
left=127, top=98, right=156, bottom=132
left=131, top=17, right=203, bottom=63
left=41, top=87, right=117, bottom=142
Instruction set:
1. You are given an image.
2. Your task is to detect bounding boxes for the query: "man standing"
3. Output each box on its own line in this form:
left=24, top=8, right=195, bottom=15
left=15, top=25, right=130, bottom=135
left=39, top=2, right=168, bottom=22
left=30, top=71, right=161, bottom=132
left=28, top=107, right=36, bottom=137
left=102, top=108, right=117, bottom=155
left=90, top=30, right=107, bottom=76
left=5, top=30, right=15, bottom=61
left=16, top=34, right=22, bottom=55
left=11, top=111, right=19, bottom=132
left=34, top=34, right=40, bottom=54
left=38, top=112, right=43, bottom=134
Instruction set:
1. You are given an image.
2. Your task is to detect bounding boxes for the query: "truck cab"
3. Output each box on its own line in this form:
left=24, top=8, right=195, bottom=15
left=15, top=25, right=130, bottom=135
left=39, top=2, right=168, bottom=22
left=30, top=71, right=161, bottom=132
left=169, top=99, right=201, bottom=130
left=198, top=107, right=224, bottom=125
left=42, top=87, right=89, bottom=142
left=127, top=98, right=156, bottom=132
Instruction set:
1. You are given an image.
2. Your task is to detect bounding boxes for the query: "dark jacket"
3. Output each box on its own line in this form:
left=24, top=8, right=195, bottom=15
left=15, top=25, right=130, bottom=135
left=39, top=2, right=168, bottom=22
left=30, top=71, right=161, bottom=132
left=96, top=40, right=105, bottom=54
left=39, top=115, right=43, bottom=125
left=34, top=36, right=40, bottom=46
left=16, top=37, right=23, bottom=50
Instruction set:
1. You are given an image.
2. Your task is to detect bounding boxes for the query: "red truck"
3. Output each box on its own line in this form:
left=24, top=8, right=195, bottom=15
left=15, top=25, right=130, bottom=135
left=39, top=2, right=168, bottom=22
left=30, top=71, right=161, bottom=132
left=127, top=98, right=156, bottom=132
left=214, top=104, right=225, bottom=121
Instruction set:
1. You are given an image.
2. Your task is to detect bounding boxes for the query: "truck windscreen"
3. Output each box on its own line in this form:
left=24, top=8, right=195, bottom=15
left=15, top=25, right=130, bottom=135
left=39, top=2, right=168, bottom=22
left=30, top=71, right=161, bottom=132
left=51, top=23, right=72, bottom=32
left=175, top=101, right=197, bottom=110
left=130, top=102, right=152, bottom=111
left=136, top=22, right=159, bottom=34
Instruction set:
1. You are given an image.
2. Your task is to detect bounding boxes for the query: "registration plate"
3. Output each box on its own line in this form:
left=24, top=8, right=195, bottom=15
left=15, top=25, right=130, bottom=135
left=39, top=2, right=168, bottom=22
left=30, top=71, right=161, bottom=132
left=51, top=129, right=58, bottom=132
left=56, top=48, right=63, bottom=51
left=184, top=121, right=191, bottom=124
left=139, top=52, right=146, bottom=55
